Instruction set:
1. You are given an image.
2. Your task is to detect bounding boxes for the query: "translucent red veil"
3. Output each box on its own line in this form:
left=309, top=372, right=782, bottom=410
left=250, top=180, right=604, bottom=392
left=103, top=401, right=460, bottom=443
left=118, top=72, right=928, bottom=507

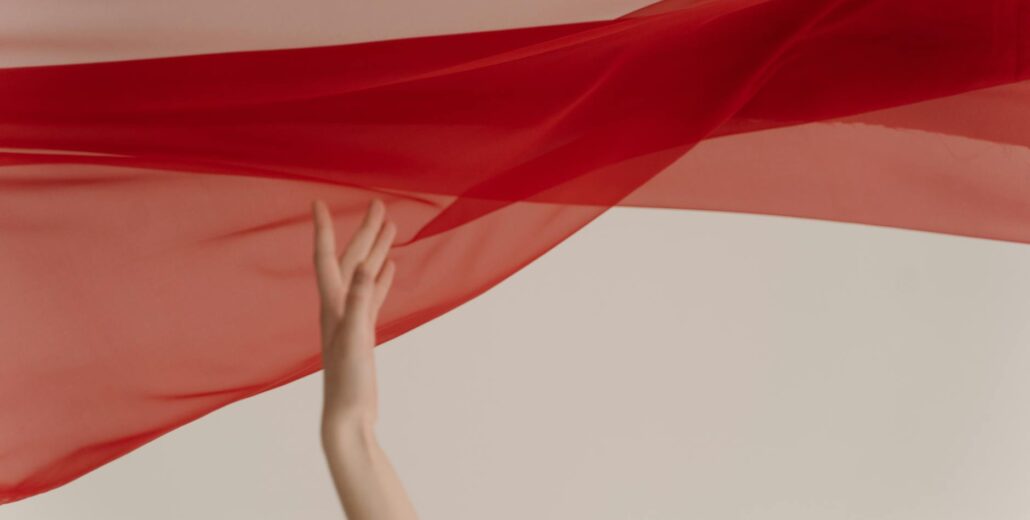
left=1, top=0, right=1028, bottom=503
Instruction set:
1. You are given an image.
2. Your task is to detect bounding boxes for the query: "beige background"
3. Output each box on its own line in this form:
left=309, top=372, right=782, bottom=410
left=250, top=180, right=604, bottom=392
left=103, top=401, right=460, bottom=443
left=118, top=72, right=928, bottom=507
left=6, top=207, right=1030, bottom=519
left=4, top=0, right=1030, bottom=517
left=0, top=0, right=652, bottom=66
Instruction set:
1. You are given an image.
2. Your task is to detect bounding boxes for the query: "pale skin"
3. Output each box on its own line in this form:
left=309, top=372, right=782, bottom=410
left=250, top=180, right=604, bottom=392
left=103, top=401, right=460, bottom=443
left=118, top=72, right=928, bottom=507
left=312, top=197, right=419, bottom=520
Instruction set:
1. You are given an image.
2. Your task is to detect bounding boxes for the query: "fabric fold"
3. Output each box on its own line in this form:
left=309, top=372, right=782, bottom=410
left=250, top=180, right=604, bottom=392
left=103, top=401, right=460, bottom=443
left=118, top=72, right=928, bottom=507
left=1, top=0, right=1028, bottom=503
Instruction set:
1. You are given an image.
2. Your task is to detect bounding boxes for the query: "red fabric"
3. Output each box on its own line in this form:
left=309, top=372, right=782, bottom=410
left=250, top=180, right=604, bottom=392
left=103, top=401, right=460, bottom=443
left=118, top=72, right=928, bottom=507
left=1, top=0, right=1028, bottom=503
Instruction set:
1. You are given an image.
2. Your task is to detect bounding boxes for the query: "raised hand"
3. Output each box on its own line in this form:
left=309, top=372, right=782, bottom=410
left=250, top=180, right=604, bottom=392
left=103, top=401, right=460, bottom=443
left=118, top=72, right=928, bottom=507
left=312, top=198, right=417, bottom=520
left=312, top=197, right=397, bottom=429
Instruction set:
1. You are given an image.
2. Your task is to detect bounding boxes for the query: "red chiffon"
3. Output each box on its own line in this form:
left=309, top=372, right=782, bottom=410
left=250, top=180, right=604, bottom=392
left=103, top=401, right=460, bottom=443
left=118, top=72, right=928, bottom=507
left=1, top=0, right=1028, bottom=504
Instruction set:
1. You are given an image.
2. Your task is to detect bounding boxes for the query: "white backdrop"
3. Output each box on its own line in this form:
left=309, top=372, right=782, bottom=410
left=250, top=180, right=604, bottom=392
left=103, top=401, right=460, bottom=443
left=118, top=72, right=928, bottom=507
left=6, top=207, right=1030, bottom=519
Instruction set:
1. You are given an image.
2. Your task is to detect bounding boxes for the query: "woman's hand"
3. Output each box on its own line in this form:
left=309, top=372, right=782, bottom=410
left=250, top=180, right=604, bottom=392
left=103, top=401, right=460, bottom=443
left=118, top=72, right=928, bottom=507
left=312, top=198, right=418, bottom=520
left=312, top=197, right=397, bottom=430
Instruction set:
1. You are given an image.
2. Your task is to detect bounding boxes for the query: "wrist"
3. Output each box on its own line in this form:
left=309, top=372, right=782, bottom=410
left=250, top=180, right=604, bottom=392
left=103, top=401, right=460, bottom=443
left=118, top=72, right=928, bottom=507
left=321, top=411, right=376, bottom=448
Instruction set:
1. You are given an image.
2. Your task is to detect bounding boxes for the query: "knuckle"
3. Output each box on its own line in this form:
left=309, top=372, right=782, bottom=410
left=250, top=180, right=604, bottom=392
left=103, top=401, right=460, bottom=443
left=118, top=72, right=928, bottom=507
left=354, top=263, right=374, bottom=280
left=346, top=283, right=371, bottom=302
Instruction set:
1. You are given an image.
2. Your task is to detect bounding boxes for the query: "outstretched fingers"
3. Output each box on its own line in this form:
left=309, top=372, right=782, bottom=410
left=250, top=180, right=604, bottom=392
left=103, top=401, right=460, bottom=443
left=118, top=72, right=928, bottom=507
left=311, top=196, right=399, bottom=350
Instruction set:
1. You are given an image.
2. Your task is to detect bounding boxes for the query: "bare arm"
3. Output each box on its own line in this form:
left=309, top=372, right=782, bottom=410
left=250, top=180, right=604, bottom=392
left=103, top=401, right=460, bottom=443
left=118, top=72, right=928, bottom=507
left=312, top=198, right=419, bottom=520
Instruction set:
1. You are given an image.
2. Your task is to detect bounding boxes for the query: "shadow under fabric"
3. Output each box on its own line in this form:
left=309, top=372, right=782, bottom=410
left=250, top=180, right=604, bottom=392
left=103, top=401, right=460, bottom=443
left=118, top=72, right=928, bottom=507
left=1, top=0, right=1029, bottom=503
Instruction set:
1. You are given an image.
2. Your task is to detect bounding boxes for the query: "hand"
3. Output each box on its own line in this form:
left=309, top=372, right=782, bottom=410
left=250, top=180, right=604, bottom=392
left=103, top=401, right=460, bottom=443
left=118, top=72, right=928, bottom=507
left=312, top=198, right=397, bottom=430
left=312, top=199, right=418, bottom=520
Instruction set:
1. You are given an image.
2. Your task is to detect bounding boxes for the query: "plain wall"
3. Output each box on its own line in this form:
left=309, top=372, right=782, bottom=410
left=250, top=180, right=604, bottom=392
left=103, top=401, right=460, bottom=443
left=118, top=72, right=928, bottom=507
left=7, top=206, right=1030, bottom=519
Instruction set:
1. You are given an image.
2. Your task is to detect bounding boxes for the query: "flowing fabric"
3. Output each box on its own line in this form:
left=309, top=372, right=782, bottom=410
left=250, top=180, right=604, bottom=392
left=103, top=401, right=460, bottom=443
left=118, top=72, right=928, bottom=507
left=1, top=0, right=1028, bottom=504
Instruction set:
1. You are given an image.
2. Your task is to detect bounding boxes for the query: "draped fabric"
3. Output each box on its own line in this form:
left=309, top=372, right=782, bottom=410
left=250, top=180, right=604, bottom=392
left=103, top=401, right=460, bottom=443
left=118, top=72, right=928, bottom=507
left=1, top=0, right=1028, bottom=504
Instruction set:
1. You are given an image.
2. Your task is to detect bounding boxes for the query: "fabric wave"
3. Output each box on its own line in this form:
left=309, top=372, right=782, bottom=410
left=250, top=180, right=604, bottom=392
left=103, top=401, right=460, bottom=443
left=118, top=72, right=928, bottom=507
left=1, top=0, right=1028, bottom=503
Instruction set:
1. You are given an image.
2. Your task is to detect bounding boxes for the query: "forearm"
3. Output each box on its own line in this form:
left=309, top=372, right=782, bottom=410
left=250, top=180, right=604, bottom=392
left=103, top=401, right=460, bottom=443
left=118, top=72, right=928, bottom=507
left=321, top=417, right=419, bottom=520
left=312, top=198, right=414, bottom=519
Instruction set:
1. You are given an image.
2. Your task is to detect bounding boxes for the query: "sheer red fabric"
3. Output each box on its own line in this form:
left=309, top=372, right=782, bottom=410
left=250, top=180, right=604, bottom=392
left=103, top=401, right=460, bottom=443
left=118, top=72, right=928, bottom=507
left=1, top=0, right=1028, bottom=504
